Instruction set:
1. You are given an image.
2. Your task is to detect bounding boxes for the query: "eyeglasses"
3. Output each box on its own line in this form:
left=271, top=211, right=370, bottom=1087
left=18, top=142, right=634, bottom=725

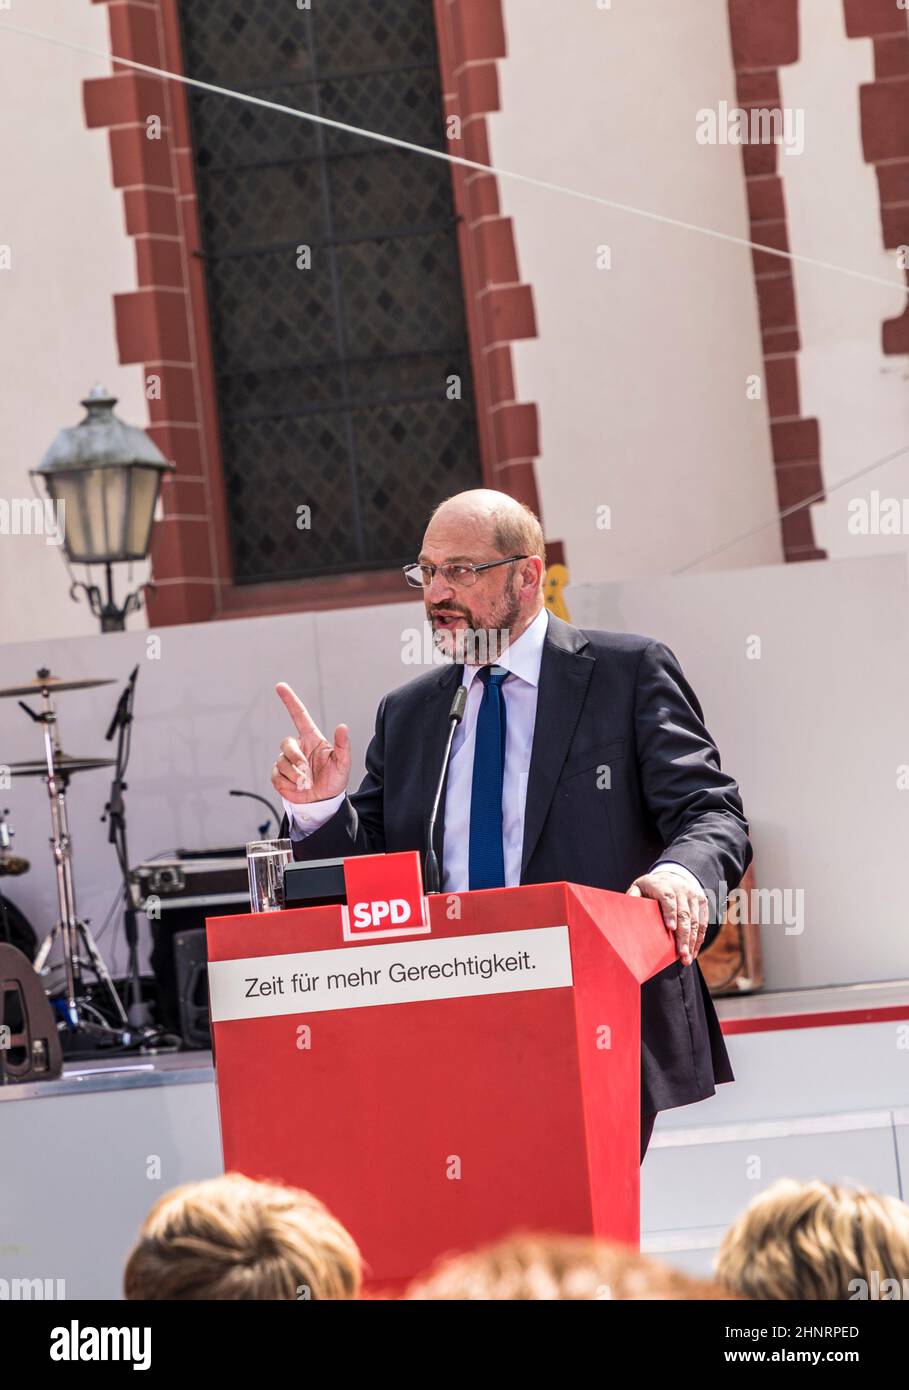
left=403, top=555, right=528, bottom=589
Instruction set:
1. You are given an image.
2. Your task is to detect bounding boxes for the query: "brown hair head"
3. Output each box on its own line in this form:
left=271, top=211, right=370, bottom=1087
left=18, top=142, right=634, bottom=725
left=404, top=1232, right=736, bottom=1301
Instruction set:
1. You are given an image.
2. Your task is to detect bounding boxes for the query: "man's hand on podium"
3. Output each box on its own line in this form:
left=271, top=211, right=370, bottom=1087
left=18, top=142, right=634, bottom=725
left=627, top=870, right=708, bottom=968
left=271, top=682, right=351, bottom=806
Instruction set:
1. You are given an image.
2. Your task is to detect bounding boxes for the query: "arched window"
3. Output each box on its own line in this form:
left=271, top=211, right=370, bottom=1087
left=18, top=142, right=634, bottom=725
left=178, top=0, right=484, bottom=584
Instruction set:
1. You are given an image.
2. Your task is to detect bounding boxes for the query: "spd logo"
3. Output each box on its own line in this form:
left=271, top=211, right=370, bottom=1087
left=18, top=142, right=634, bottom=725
left=341, top=851, right=431, bottom=941
left=350, top=899, right=412, bottom=929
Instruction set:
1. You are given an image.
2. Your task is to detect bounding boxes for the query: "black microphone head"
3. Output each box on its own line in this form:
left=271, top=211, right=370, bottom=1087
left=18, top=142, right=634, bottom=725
left=450, top=685, right=468, bottom=723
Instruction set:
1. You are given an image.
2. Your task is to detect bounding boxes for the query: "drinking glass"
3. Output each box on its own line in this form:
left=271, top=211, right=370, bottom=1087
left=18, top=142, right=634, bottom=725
left=246, top=838, right=293, bottom=913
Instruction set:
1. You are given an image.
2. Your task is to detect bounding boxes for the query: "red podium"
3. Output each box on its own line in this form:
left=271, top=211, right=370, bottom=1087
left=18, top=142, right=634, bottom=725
left=206, top=878, right=675, bottom=1289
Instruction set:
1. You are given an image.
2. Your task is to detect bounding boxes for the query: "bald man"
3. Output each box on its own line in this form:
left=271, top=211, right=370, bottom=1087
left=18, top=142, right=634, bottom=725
left=272, top=490, right=751, bottom=1159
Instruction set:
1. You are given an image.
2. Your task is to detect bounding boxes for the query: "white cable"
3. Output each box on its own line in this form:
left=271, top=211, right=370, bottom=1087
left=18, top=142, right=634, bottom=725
left=1, top=20, right=906, bottom=297
left=673, top=439, right=909, bottom=573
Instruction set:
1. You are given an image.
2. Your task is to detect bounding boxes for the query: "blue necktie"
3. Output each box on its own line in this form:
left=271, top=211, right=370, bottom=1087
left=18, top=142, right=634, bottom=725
left=468, top=665, right=508, bottom=890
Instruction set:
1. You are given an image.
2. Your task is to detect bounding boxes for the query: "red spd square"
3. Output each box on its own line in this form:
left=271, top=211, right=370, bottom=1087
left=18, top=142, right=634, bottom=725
left=341, top=850, right=430, bottom=941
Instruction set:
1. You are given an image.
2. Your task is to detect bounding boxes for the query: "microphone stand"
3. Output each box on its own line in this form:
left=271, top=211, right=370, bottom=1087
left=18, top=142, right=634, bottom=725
left=228, top=789, right=282, bottom=838
left=424, top=685, right=468, bottom=894
left=101, top=665, right=149, bottom=1029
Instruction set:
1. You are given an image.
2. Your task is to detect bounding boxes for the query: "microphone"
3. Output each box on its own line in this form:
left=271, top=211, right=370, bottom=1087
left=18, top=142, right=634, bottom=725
left=424, top=684, right=468, bottom=894
left=105, top=665, right=139, bottom=741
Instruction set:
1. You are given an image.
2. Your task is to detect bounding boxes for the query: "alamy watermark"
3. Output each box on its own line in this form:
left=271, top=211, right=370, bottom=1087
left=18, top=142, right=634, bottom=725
left=696, top=101, right=805, bottom=157
left=0, top=1275, right=66, bottom=1298
left=848, top=491, right=909, bottom=535
left=0, top=497, right=64, bottom=546
left=400, top=626, right=511, bottom=668
left=50, top=1321, right=151, bottom=1370
left=709, top=879, right=804, bottom=935
left=848, top=1272, right=909, bottom=1300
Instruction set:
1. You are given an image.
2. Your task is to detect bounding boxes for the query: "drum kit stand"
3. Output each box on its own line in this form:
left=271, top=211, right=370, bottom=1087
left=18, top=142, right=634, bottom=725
left=0, top=668, right=174, bottom=1055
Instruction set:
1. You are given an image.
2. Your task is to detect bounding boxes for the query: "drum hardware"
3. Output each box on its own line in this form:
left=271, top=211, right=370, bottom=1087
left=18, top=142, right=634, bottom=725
left=0, top=668, right=181, bottom=1056
left=0, top=809, right=30, bottom=877
left=6, top=754, right=117, bottom=777
left=0, top=891, right=38, bottom=960
left=0, top=808, right=35, bottom=958
left=0, top=674, right=117, bottom=699
left=14, top=672, right=129, bottom=1038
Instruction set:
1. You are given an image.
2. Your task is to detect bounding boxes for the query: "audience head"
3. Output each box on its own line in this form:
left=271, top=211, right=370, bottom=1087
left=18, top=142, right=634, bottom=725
left=715, top=1178, right=909, bottom=1300
left=124, top=1172, right=362, bottom=1300
left=404, top=1232, right=735, bottom=1301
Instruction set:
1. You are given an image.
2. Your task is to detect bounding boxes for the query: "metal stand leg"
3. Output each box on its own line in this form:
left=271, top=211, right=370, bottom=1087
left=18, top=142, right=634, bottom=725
left=33, top=919, right=128, bottom=1029
left=77, top=921, right=128, bottom=1026
left=32, top=927, right=55, bottom=974
left=22, top=691, right=129, bottom=1036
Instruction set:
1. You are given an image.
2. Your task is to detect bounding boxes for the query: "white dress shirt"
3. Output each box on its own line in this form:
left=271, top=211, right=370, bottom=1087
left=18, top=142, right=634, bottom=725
left=437, top=605, right=550, bottom=891
left=283, top=606, right=700, bottom=895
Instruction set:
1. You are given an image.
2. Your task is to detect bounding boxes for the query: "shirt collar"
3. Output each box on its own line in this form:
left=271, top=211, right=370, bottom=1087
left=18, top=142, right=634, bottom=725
left=461, top=607, right=550, bottom=690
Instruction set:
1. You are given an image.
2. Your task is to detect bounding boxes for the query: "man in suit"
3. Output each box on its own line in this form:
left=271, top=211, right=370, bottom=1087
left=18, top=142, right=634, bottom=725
left=272, top=490, right=751, bottom=1160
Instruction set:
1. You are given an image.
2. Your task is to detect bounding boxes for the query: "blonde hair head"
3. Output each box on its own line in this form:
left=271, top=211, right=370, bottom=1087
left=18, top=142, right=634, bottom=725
left=124, top=1172, right=362, bottom=1301
left=715, top=1178, right=909, bottom=1300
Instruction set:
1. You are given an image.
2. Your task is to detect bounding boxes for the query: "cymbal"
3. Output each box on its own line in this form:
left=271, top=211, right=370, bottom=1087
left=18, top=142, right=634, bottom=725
left=0, top=672, right=116, bottom=698
left=5, top=754, right=117, bottom=778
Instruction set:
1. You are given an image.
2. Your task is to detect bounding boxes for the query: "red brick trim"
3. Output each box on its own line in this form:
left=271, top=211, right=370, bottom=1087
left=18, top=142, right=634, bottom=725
left=87, top=0, right=557, bottom=625
left=84, top=0, right=225, bottom=625
left=846, top=0, right=909, bottom=357
left=727, top=0, right=826, bottom=563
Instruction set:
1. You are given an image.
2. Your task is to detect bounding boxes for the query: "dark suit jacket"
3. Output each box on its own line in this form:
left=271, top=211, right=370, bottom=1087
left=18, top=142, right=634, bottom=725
left=284, top=613, right=752, bottom=1115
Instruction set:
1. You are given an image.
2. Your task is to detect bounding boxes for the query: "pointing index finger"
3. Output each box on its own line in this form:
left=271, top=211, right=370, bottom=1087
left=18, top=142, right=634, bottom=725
left=276, top=682, right=324, bottom=746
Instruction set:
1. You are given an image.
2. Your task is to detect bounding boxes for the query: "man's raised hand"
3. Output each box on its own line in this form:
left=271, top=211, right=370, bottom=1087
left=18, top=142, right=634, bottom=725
left=271, top=682, right=351, bottom=806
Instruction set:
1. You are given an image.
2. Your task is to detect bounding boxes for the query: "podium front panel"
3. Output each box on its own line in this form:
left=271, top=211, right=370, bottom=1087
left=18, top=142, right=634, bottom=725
left=207, top=882, right=659, bottom=1286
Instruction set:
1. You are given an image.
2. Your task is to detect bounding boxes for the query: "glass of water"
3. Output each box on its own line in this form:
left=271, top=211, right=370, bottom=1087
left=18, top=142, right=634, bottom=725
left=246, top=839, right=293, bottom=913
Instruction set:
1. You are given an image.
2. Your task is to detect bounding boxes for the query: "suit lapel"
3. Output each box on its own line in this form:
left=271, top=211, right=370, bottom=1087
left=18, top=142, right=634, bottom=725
left=521, top=615, right=595, bottom=877
left=421, top=661, right=463, bottom=881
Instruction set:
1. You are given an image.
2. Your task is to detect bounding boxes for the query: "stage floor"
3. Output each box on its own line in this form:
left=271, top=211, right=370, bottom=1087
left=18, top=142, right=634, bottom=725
left=0, top=1047, right=214, bottom=1103
left=716, top=977, right=909, bottom=1030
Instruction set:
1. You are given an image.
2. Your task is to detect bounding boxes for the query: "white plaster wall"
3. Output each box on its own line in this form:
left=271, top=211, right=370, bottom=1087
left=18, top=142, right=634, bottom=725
left=490, top=0, right=783, bottom=581
left=569, top=551, right=909, bottom=991
left=0, top=1, right=149, bottom=645
left=780, top=0, right=909, bottom=563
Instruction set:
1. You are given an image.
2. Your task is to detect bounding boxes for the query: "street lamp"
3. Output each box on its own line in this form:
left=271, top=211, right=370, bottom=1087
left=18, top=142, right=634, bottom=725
left=32, top=384, right=175, bottom=632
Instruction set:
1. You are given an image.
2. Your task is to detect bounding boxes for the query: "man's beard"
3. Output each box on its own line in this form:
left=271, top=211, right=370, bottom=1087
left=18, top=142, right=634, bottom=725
left=429, top=575, right=523, bottom=664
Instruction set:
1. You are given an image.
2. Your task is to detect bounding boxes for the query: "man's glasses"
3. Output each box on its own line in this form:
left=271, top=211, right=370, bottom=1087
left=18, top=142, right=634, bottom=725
left=403, top=555, right=528, bottom=589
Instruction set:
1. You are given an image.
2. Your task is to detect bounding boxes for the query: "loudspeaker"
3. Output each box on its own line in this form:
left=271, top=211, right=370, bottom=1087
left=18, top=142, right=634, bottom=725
left=173, top=927, right=211, bottom=1049
left=0, top=943, right=63, bottom=1083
